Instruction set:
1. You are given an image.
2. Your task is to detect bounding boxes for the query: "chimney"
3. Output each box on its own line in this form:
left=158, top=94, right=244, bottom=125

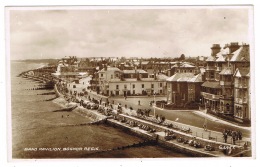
left=228, top=42, right=240, bottom=54
left=104, top=64, right=107, bottom=71
left=211, top=44, right=221, bottom=57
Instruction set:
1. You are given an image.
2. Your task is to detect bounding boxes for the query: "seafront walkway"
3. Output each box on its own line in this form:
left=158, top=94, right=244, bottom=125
left=77, top=89, right=250, bottom=146
left=58, top=80, right=250, bottom=147
left=54, top=82, right=251, bottom=156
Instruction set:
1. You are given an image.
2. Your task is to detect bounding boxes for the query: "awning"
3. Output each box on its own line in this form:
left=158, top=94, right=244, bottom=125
left=202, top=81, right=221, bottom=89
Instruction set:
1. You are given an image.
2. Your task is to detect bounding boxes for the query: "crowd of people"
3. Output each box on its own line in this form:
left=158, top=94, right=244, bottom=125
left=223, top=129, right=243, bottom=144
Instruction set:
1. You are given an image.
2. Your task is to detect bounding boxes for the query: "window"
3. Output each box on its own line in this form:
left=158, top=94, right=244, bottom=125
left=177, top=83, right=180, bottom=92
left=133, top=90, right=135, bottom=94
left=124, top=85, right=127, bottom=89
left=116, top=85, right=119, bottom=89
left=151, top=84, right=154, bottom=88
left=188, top=84, right=194, bottom=91
left=210, top=72, right=214, bottom=79
left=133, top=84, right=135, bottom=89
left=226, top=103, right=230, bottom=112
left=160, top=83, right=163, bottom=87
left=142, top=84, right=144, bottom=88
left=111, top=75, right=113, bottom=79
left=101, top=73, right=103, bottom=77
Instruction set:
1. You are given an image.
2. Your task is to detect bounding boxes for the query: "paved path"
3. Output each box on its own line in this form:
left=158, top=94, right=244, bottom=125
left=63, top=80, right=251, bottom=145
left=192, top=110, right=251, bottom=130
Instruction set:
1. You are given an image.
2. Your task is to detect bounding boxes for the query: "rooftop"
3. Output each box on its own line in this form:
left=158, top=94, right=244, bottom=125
left=123, top=69, right=148, bottom=74
left=219, top=67, right=233, bottom=75
left=234, top=68, right=250, bottom=77
left=202, top=81, right=221, bottom=89
left=99, top=67, right=121, bottom=72
left=166, top=73, right=202, bottom=82
left=230, top=46, right=250, bottom=62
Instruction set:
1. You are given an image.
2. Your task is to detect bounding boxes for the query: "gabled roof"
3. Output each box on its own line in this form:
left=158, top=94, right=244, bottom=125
left=188, top=74, right=203, bottom=82
left=219, top=67, right=233, bottom=75
left=157, top=74, right=169, bottom=80
left=166, top=73, right=202, bottom=82
left=230, top=46, right=250, bottom=62
left=233, top=68, right=250, bottom=77
left=215, top=54, right=226, bottom=62
left=206, top=56, right=216, bottom=62
left=216, top=47, right=229, bottom=57
left=167, top=73, right=194, bottom=82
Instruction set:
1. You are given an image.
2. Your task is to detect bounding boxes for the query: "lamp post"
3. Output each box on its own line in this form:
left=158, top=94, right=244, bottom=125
left=203, top=100, right=208, bottom=131
left=153, top=91, right=156, bottom=117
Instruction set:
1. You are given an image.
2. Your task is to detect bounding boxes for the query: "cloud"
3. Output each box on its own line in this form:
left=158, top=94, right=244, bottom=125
left=8, top=7, right=251, bottom=60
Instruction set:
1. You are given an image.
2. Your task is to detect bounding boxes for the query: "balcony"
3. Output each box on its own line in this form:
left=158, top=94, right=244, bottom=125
left=124, top=78, right=137, bottom=81
left=234, top=83, right=248, bottom=89
left=219, top=81, right=232, bottom=86
left=141, top=78, right=155, bottom=81
left=201, top=92, right=222, bottom=100
left=206, top=66, right=215, bottom=71
left=235, top=97, right=248, bottom=104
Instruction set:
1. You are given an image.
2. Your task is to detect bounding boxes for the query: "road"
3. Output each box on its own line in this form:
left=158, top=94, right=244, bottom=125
left=67, top=81, right=251, bottom=139
left=109, top=96, right=251, bottom=138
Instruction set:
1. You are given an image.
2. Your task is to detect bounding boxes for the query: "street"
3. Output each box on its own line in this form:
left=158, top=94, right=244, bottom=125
left=109, top=96, right=251, bottom=138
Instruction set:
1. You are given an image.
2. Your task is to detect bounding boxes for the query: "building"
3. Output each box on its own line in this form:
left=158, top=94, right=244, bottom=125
left=52, top=56, right=88, bottom=82
left=166, top=73, right=203, bottom=106
left=233, top=68, right=250, bottom=122
left=201, top=42, right=250, bottom=120
left=97, top=66, right=168, bottom=96
left=167, top=62, right=197, bottom=76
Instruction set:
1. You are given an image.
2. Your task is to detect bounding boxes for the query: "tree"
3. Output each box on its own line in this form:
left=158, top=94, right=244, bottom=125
left=179, top=54, right=186, bottom=61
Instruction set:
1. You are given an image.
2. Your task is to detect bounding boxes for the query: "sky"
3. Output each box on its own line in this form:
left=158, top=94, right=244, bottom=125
left=8, top=6, right=251, bottom=60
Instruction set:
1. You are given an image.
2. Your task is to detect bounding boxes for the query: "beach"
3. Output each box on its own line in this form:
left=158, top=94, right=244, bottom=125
left=11, top=61, right=189, bottom=158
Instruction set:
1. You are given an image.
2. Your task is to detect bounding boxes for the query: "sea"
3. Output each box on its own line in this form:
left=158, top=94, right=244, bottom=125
left=10, top=60, right=188, bottom=158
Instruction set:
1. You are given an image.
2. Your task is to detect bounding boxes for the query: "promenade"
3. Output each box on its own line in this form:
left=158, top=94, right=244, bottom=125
left=59, top=79, right=251, bottom=147
left=53, top=81, right=251, bottom=157
left=81, top=90, right=250, bottom=146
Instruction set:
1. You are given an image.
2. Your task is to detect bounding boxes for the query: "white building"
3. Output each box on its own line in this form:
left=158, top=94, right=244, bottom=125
left=97, top=66, right=168, bottom=96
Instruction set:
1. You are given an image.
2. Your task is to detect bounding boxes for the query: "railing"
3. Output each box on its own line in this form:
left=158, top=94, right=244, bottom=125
left=124, top=78, right=138, bottom=81
left=234, top=83, right=247, bottom=88
left=201, top=92, right=222, bottom=100
left=235, top=98, right=248, bottom=104
left=141, top=78, right=155, bottom=81
left=220, top=81, right=232, bottom=86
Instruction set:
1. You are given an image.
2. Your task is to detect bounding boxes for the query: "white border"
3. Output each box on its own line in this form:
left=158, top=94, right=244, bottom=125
left=1, top=1, right=259, bottom=167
